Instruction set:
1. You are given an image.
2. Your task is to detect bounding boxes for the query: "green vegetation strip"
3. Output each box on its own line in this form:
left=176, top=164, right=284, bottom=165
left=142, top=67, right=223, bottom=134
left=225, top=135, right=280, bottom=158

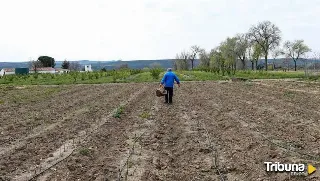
left=0, top=69, right=318, bottom=85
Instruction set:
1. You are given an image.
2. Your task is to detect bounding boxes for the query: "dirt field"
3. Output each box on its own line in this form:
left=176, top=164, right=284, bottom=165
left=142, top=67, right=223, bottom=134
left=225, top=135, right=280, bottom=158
left=1, top=80, right=320, bottom=181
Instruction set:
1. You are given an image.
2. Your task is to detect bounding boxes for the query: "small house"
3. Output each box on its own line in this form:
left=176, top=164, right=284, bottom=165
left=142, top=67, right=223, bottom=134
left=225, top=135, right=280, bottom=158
left=84, top=65, right=93, bottom=72
left=0, top=68, right=15, bottom=76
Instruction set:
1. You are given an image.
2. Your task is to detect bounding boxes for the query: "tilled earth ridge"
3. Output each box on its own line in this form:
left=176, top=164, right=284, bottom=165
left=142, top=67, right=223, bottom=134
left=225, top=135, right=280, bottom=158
left=187, top=82, right=320, bottom=181
left=0, top=84, right=142, bottom=180
left=0, top=85, right=98, bottom=145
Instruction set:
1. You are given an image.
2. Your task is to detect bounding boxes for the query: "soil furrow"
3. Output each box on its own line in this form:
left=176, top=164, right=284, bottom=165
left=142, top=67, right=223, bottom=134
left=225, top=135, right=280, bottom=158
left=0, top=85, right=141, bottom=179
left=32, top=85, right=150, bottom=181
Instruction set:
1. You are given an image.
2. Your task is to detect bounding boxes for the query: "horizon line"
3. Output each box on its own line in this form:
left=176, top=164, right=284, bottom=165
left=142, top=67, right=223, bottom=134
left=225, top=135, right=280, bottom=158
left=0, top=58, right=179, bottom=63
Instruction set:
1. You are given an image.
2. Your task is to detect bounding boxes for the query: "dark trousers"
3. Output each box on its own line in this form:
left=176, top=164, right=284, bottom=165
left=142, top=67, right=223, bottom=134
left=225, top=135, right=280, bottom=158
left=164, top=87, right=173, bottom=103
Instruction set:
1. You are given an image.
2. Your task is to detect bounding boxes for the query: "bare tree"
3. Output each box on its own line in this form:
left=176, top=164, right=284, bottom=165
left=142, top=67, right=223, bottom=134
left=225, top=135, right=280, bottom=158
left=302, top=54, right=311, bottom=76
left=172, top=61, right=178, bottom=70
left=248, top=20, right=282, bottom=71
left=189, top=45, right=201, bottom=69
left=314, top=52, right=320, bottom=61
left=282, top=40, right=311, bottom=71
left=235, top=33, right=250, bottom=70
left=199, top=49, right=210, bottom=67
left=272, top=48, right=282, bottom=60
left=271, top=48, right=282, bottom=69
left=309, top=52, right=320, bottom=74
left=29, top=60, right=43, bottom=73
left=246, top=44, right=254, bottom=70
left=282, top=56, right=291, bottom=71
left=69, top=61, right=81, bottom=71
left=175, top=51, right=190, bottom=70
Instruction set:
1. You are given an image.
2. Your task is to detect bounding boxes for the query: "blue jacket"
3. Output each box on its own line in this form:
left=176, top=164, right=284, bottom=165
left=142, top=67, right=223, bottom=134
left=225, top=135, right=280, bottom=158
left=161, top=71, right=180, bottom=87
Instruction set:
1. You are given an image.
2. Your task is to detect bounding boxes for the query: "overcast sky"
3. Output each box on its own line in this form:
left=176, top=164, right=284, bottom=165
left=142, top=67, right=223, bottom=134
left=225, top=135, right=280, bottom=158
left=0, top=0, right=320, bottom=62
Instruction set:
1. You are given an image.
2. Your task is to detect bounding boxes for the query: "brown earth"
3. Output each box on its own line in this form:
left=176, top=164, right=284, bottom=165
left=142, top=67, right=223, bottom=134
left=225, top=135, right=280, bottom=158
left=0, top=80, right=320, bottom=181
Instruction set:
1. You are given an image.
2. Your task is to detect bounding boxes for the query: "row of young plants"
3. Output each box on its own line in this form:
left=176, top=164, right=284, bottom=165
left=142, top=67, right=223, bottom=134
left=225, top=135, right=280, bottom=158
left=0, top=67, right=164, bottom=85
left=2, top=67, right=314, bottom=85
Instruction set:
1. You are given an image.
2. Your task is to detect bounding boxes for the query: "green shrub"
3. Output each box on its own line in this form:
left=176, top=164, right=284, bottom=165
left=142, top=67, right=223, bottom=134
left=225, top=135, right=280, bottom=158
left=33, top=73, right=39, bottom=79
left=70, top=72, right=79, bottom=83
left=308, top=75, right=319, bottom=81
left=94, top=72, right=100, bottom=79
left=113, top=106, right=124, bottom=118
left=150, top=68, right=163, bottom=80
left=130, top=69, right=142, bottom=75
left=88, top=73, right=94, bottom=80
left=79, top=148, right=90, bottom=156
left=101, top=68, right=107, bottom=72
left=7, top=75, right=15, bottom=82
left=111, top=70, right=128, bottom=82
left=22, top=75, right=29, bottom=81
left=99, top=72, right=105, bottom=77
left=81, top=73, right=87, bottom=80
left=106, top=70, right=114, bottom=76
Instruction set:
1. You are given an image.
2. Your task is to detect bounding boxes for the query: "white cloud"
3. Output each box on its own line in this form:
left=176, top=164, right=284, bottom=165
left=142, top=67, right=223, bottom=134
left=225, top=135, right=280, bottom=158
left=0, top=0, right=319, bottom=61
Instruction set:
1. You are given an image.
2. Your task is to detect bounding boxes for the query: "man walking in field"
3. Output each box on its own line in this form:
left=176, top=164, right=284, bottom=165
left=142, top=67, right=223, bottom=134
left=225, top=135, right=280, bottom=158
left=160, top=68, right=180, bottom=104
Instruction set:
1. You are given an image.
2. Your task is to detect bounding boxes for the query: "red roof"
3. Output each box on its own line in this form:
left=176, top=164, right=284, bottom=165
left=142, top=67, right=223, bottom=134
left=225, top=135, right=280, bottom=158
left=55, top=68, right=69, bottom=71
left=30, top=67, right=55, bottom=71
left=3, top=68, right=15, bottom=72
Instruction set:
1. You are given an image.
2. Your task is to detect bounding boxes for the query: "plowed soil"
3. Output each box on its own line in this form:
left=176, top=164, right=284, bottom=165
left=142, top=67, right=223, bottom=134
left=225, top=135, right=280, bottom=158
left=1, top=80, right=320, bottom=181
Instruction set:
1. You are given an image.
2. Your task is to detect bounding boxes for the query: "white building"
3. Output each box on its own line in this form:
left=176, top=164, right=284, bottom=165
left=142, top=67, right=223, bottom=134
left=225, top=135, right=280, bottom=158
left=84, top=65, right=93, bottom=72
left=0, top=68, right=15, bottom=76
left=55, top=68, right=70, bottom=74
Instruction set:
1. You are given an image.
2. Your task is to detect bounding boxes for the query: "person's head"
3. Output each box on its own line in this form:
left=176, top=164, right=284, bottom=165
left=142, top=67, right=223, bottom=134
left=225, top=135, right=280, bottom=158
left=167, top=68, right=172, bottom=72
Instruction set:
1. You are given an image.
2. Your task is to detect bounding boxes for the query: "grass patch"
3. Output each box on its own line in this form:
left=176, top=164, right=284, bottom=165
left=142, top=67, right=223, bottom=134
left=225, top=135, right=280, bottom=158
left=150, top=68, right=163, bottom=80
left=284, top=90, right=295, bottom=98
left=139, top=112, right=150, bottom=119
left=125, top=72, right=154, bottom=83
left=175, top=71, right=228, bottom=81
left=79, top=148, right=90, bottom=156
left=113, top=106, right=124, bottom=118
left=235, top=70, right=305, bottom=79
left=306, top=75, right=320, bottom=81
left=2, top=86, right=63, bottom=104
left=11, top=94, right=23, bottom=104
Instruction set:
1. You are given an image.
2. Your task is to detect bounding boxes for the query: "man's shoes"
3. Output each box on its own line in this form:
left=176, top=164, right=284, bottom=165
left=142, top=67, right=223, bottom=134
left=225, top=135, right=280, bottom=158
left=164, top=102, right=168, bottom=104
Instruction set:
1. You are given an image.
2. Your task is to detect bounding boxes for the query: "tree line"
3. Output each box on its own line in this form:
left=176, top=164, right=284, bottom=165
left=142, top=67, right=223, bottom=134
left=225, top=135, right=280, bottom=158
left=174, top=20, right=313, bottom=74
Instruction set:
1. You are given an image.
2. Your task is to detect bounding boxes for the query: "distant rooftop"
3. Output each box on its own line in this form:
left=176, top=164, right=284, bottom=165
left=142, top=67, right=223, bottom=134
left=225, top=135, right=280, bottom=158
left=30, top=67, right=55, bottom=71
left=2, top=68, right=15, bottom=72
